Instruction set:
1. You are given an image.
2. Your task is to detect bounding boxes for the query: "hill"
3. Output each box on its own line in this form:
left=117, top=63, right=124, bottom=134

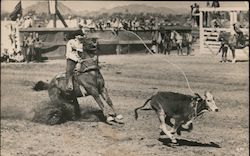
left=23, top=1, right=75, bottom=15
left=2, top=2, right=189, bottom=18
left=77, top=4, right=189, bottom=16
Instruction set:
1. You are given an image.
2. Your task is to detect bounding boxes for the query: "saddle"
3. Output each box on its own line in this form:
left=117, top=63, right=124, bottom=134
left=55, top=72, right=87, bottom=95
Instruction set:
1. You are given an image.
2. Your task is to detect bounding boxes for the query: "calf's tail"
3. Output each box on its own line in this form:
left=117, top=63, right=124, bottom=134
left=134, top=98, right=152, bottom=120
left=33, top=81, right=49, bottom=91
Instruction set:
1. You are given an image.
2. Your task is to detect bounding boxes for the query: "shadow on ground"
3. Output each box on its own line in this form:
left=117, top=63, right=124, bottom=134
left=159, top=138, right=221, bottom=148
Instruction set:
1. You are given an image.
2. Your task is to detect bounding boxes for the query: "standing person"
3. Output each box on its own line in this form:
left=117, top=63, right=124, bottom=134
left=23, top=15, right=33, bottom=28
left=65, top=30, right=86, bottom=91
left=16, top=14, right=24, bottom=28
left=185, top=33, right=193, bottom=56
left=156, top=31, right=163, bottom=54
left=216, top=38, right=229, bottom=62
left=33, top=33, right=43, bottom=62
left=206, top=1, right=210, bottom=7
left=151, top=31, right=159, bottom=53
left=162, top=31, right=171, bottom=55
left=212, top=1, right=220, bottom=7
left=193, top=3, right=200, bottom=27
left=24, top=33, right=34, bottom=63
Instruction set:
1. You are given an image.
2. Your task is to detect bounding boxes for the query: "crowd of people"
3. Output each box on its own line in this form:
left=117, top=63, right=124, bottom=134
left=1, top=13, right=36, bottom=63
left=1, top=11, right=193, bottom=63
left=77, top=13, right=191, bottom=33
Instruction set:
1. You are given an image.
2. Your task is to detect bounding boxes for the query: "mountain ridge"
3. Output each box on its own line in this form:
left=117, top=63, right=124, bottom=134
left=3, top=2, right=189, bottom=16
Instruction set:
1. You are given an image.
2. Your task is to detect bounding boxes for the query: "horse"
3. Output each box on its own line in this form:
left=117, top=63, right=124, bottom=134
left=34, top=39, right=123, bottom=125
left=170, top=31, right=193, bottom=56
left=218, top=31, right=249, bottom=63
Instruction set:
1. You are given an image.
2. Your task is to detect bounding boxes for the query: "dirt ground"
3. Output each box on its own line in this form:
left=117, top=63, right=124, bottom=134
left=1, top=53, right=249, bottom=156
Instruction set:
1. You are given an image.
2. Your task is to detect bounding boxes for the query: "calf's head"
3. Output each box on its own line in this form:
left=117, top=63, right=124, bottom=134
left=203, top=91, right=219, bottom=112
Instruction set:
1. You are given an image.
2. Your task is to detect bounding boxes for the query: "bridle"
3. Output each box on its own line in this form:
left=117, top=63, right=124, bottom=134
left=192, top=98, right=208, bottom=120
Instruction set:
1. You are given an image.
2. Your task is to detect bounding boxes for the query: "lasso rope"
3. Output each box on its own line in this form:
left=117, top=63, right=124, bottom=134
left=123, top=30, right=195, bottom=95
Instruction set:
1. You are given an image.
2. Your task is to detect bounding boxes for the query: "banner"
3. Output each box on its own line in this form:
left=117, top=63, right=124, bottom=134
left=9, top=1, right=22, bottom=21
left=48, top=0, right=56, bottom=14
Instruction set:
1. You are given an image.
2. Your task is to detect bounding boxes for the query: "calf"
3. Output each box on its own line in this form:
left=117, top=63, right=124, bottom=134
left=134, top=91, right=218, bottom=143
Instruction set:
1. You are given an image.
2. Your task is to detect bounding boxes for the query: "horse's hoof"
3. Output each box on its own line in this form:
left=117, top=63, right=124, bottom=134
left=107, top=116, right=115, bottom=122
left=171, top=138, right=177, bottom=144
left=116, top=114, right=123, bottom=120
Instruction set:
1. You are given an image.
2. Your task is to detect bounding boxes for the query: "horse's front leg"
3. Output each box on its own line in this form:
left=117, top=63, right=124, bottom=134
left=101, top=87, right=123, bottom=121
left=92, top=94, right=116, bottom=124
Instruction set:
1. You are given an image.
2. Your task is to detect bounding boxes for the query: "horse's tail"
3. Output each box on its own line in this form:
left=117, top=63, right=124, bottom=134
left=134, top=97, right=152, bottom=120
left=33, top=81, right=49, bottom=91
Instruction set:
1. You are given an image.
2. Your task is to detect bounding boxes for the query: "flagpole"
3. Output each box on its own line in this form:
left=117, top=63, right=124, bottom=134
left=53, top=0, right=57, bottom=28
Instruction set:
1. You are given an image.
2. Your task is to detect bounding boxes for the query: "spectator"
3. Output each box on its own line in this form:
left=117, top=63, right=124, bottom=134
left=23, top=15, right=33, bottom=28
left=15, top=51, right=25, bottom=62
left=211, top=17, right=220, bottom=28
left=24, top=33, right=34, bottom=63
left=212, top=1, right=220, bottom=7
left=66, top=15, right=78, bottom=28
left=135, top=19, right=140, bottom=31
left=16, top=14, right=24, bottom=28
left=151, top=40, right=157, bottom=53
left=190, top=4, right=194, bottom=18
left=1, top=49, right=10, bottom=63
left=192, top=3, right=200, bottom=27
left=33, top=34, right=43, bottom=62
left=206, top=1, right=211, bottom=7
left=162, top=31, right=171, bottom=55
left=185, top=33, right=193, bottom=55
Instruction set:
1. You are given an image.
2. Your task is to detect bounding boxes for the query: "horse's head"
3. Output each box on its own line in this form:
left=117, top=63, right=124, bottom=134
left=83, top=38, right=98, bottom=52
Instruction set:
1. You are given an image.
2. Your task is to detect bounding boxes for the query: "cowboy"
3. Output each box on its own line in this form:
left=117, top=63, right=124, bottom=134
left=65, top=29, right=86, bottom=91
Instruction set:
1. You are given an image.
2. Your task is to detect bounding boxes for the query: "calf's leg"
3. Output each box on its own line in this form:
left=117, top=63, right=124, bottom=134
left=170, top=117, right=182, bottom=134
left=157, top=110, right=177, bottom=143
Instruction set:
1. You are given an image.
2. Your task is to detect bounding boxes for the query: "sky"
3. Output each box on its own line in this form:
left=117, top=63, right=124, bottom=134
left=1, top=0, right=249, bottom=13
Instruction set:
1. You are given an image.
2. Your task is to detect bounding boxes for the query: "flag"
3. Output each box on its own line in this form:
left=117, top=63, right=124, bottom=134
left=9, top=1, right=22, bottom=21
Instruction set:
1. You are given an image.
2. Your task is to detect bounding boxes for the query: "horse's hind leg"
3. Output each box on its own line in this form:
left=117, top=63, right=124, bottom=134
left=48, top=86, right=76, bottom=122
left=72, top=97, right=81, bottom=118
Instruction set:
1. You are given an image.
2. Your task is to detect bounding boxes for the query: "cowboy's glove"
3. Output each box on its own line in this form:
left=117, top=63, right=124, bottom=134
left=78, top=58, right=84, bottom=63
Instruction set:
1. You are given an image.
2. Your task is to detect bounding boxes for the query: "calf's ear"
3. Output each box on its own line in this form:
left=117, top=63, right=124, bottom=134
left=194, top=93, right=201, bottom=98
left=193, top=93, right=202, bottom=102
